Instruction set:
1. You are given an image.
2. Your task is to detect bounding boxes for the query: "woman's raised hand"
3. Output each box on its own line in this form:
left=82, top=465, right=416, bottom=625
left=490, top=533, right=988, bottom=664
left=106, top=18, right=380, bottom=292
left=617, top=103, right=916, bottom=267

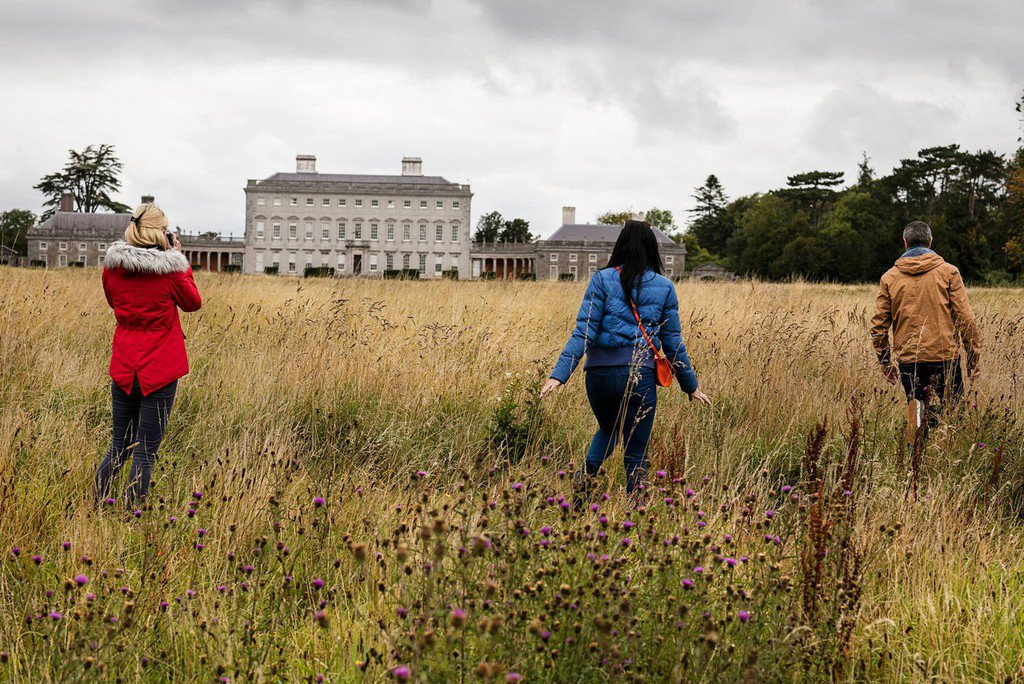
left=688, top=389, right=712, bottom=406
left=540, top=378, right=562, bottom=398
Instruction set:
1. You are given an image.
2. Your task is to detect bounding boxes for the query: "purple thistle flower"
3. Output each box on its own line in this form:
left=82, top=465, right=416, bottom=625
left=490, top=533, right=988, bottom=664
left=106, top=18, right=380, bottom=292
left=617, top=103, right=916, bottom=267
left=507, top=673, right=522, bottom=683
left=313, top=578, right=325, bottom=590
left=313, top=496, right=325, bottom=507
left=781, top=485, right=792, bottom=493
left=655, top=470, right=666, bottom=478
left=682, top=578, right=694, bottom=589
left=10, top=547, right=20, bottom=557
left=132, top=509, right=142, bottom=518
left=765, top=510, right=775, bottom=519
left=193, top=491, right=204, bottom=500
left=104, top=498, right=116, bottom=505
left=540, top=526, right=551, bottom=536
left=540, top=630, right=551, bottom=641
left=621, top=537, right=631, bottom=547
left=694, top=566, right=704, bottom=574
left=738, top=610, right=751, bottom=622
left=621, top=520, right=635, bottom=529
left=74, top=574, right=88, bottom=586
left=416, top=470, right=427, bottom=478
left=243, top=564, right=254, bottom=574
left=512, top=482, right=523, bottom=491
left=590, top=503, right=599, bottom=511
left=197, top=529, right=207, bottom=537
left=217, top=585, right=227, bottom=592
left=725, top=557, right=737, bottom=567
left=685, top=488, right=695, bottom=498
left=49, top=611, right=63, bottom=621
left=393, top=665, right=411, bottom=680
left=32, top=555, right=43, bottom=565
left=62, top=541, right=71, bottom=550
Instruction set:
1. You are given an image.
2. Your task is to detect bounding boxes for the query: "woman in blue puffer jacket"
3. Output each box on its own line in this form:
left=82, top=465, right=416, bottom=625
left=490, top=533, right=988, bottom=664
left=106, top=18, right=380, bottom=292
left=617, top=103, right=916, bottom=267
left=541, top=220, right=711, bottom=500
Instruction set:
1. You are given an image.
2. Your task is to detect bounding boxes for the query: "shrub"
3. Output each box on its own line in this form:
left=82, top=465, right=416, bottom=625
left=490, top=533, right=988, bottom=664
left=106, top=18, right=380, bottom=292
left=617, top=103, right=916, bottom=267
left=263, top=265, right=279, bottom=275
left=558, top=273, right=576, bottom=282
left=442, top=269, right=459, bottom=280
left=223, top=264, right=242, bottom=274
left=520, top=272, right=537, bottom=281
left=304, top=266, right=335, bottom=278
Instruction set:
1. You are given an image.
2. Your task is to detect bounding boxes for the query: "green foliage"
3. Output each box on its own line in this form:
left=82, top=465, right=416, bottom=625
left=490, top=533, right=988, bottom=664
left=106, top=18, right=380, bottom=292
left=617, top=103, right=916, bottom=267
left=520, top=272, right=537, bottom=281
left=383, top=269, right=421, bottom=280
left=263, top=265, right=279, bottom=275
left=558, top=273, right=576, bottom=282
left=486, top=374, right=543, bottom=465
left=596, top=210, right=633, bottom=226
left=441, top=268, right=459, bottom=280
left=474, top=211, right=534, bottom=243
left=687, top=175, right=733, bottom=256
left=33, top=144, right=130, bottom=220
left=303, top=266, right=335, bottom=278
left=0, top=209, right=35, bottom=255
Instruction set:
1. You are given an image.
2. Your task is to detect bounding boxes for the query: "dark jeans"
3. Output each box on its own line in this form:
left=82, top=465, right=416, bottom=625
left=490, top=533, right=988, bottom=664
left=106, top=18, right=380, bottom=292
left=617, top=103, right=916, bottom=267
left=583, top=366, right=657, bottom=494
left=95, top=378, right=177, bottom=508
left=898, top=358, right=963, bottom=419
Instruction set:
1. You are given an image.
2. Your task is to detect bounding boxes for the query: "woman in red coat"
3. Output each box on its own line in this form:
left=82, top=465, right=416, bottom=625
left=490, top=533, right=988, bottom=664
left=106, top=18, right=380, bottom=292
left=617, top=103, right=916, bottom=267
left=96, top=202, right=202, bottom=508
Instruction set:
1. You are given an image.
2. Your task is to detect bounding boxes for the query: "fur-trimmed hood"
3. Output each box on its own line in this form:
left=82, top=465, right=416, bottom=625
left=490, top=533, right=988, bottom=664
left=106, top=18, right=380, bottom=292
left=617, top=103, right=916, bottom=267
left=104, top=241, right=190, bottom=274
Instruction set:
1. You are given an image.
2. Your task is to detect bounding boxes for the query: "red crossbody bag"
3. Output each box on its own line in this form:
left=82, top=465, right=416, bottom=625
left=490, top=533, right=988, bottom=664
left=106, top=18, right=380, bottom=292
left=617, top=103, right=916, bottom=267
left=617, top=268, right=674, bottom=387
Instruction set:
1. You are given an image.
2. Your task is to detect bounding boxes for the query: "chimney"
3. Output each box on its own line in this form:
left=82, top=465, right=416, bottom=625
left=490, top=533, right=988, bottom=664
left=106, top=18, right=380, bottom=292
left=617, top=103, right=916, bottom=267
left=296, top=154, right=317, bottom=173
left=59, top=192, right=74, bottom=212
left=562, top=206, right=576, bottom=225
left=141, top=194, right=155, bottom=204
left=401, top=157, right=423, bottom=176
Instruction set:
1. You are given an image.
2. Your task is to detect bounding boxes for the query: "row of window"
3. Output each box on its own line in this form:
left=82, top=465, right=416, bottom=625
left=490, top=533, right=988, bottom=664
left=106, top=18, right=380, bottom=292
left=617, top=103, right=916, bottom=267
left=256, top=196, right=461, bottom=210
left=549, top=265, right=675, bottom=279
left=548, top=252, right=675, bottom=264
left=254, top=221, right=461, bottom=243
left=38, top=242, right=108, bottom=252
left=38, top=255, right=103, bottom=267
left=254, top=251, right=459, bottom=275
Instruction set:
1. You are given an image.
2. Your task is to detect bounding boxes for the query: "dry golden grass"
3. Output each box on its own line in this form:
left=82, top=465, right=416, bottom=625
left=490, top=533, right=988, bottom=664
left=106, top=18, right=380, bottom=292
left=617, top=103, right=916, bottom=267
left=1, top=267, right=1024, bottom=681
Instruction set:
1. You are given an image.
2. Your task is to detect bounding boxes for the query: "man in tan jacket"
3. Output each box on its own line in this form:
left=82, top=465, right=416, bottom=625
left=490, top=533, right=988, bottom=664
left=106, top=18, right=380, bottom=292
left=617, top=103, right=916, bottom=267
left=871, top=221, right=981, bottom=417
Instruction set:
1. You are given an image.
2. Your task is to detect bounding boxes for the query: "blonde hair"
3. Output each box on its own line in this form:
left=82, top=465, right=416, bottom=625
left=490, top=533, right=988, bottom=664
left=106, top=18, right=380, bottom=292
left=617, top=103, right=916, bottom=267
left=124, top=203, right=170, bottom=249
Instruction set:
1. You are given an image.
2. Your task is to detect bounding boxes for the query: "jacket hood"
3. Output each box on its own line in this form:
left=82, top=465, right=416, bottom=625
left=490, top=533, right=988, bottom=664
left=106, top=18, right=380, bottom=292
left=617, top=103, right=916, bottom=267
left=895, top=251, right=945, bottom=275
left=104, top=241, right=190, bottom=274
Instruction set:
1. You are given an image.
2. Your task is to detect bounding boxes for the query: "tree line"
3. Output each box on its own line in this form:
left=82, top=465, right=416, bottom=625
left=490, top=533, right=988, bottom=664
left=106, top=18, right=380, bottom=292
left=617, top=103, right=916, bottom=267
left=685, top=92, right=1024, bottom=283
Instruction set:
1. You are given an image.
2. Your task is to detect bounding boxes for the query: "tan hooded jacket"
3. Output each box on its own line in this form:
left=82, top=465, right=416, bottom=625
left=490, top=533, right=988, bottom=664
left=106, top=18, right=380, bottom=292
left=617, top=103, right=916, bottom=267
left=870, top=251, right=981, bottom=366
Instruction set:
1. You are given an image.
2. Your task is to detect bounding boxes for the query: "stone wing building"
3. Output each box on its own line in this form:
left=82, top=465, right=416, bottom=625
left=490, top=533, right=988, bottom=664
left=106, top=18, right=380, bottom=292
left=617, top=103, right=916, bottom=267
left=27, top=194, right=243, bottom=271
left=469, top=207, right=686, bottom=280
left=243, top=155, right=473, bottom=278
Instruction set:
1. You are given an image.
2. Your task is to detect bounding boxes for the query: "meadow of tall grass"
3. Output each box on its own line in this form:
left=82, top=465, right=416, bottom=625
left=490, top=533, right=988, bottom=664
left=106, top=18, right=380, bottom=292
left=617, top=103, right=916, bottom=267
left=1, top=267, right=1024, bottom=682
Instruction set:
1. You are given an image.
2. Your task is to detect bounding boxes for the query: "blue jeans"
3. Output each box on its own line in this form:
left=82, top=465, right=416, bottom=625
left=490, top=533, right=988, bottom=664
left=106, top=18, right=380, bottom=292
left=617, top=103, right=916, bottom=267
left=95, top=378, right=177, bottom=508
left=584, top=366, right=657, bottom=494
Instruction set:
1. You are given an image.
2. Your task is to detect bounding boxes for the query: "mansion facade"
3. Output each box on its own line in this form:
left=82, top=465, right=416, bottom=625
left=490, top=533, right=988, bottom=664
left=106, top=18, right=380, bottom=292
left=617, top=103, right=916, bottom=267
left=242, top=155, right=473, bottom=278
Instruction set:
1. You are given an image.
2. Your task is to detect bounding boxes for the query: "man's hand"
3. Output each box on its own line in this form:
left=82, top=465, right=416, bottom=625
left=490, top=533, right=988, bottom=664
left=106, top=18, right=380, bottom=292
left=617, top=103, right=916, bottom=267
left=688, top=389, right=712, bottom=406
left=881, top=364, right=899, bottom=385
left=540, top=378, right=562, bottom=398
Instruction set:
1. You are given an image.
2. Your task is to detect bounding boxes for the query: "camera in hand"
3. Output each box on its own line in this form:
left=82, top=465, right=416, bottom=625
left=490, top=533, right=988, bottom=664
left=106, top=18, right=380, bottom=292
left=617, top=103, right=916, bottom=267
left=166, top=232, right=175, bottom=249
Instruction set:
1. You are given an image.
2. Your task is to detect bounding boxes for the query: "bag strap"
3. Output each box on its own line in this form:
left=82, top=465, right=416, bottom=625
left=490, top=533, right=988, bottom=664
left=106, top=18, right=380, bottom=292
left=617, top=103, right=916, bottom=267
left=616, top=267, right=665, bottom=361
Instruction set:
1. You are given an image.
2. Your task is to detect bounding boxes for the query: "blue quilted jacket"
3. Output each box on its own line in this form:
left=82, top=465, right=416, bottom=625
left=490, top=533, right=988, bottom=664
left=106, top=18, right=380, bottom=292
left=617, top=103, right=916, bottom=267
left=550, top=267, right=699, bottom=393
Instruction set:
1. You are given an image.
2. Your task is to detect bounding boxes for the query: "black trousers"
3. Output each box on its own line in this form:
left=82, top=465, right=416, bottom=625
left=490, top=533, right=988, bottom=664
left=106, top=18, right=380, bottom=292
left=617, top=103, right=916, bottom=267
left=95, top=378, right=177, bottom=508
left=898, top=358, right=963, bottom=410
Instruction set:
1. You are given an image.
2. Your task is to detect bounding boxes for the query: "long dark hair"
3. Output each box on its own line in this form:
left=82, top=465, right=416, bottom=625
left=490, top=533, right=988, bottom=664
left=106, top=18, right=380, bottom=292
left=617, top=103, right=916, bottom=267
left=606, top=219, right=664, bottom=305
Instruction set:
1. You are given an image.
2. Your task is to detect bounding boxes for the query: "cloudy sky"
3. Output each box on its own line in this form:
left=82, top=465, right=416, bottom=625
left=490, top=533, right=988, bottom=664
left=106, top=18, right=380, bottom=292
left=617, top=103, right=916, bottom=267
left=1, top=0, right=1021, bottom=237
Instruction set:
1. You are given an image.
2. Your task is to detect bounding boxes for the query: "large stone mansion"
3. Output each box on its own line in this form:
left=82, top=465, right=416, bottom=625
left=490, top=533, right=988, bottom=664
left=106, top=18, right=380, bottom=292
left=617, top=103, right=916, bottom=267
left=23, top=154, right=687, bottom=280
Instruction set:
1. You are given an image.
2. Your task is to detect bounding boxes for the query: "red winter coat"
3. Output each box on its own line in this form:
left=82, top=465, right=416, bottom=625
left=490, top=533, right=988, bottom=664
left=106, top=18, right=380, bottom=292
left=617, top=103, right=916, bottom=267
left=102, top=241, right=202, bottom=395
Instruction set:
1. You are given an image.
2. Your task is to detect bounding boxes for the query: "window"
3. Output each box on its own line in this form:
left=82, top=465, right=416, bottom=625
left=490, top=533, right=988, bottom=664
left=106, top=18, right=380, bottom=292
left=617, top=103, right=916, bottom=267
left=290, top=198, right=298, bottom=206
left=403, top=200, right=411, bottom=209
left=288, top=223, right=297, bottom=240
left=588, top=253, right=597, bottom=263
left=273, top=223, right=281, bottom=239
left=549, top=253, right=557, bottom=261
left=273, top=198, right=282, bottom=206
left=371, top=199, right=379, bottom=208
left=255, top=253, right=264, bottom=271
left=418, top=225, right=427, bottom=242
left=436, top=200, right=443, bottom=209
left=569, top=253, right=578, bottom=262
left=306, top=198, right=314, bottom=206
left=322, top=198, right=330, bottom=207
left=304, top=253, right=313, bottom=269
left=435, top=224, right=443, bottom=242
left=98, top=256, right=104, bottom=265
left=39, top=241, right=48, bottom=250
left=337, top=253, right=346, bottom=272
left=353, top=222, right=362, bottom=239
left=402, top=224, right=411, bottom=241
left=59, top=254, right=68, bottom=266
left=337, top=221, right=346, bottom=240
left=338, top=198, right=346, bottom=207
left=257, top=197, right=266, bottom=206
left=98, top=243, right=106, bottom=251
left=450, top=254, right=459, bottom=269
left=370, top=223, right=379, bottom=240
left=549, top=265, right=558, bottom=277
left=420, top=200, right=427, bottom=209
left=569, top=265, right=578, bottom=278
left=386, top=223, right=395, bottom=241
left=78, top=256, right=88, bottom=266
left=453, top=201, right=460, bottom=209
left=665, top=255, right=674, bottom=264
left=434, top=260, right=443, bottom=275
left=369, top=254, right=379, bottom=272
left=355, top=199, right=363, bottom=208
left=256, top=222, right=265, bottom=239
left=418, top=254, right=426, bottom=273
left=450, top=224, right=459, bottom=242
left=387, top=200, right=395, bottom=208
left=386, top=253, right=394, bottom=270
left=78, top=243, right=87, bottom=251
left=305, top=222, right=313, bottom=240
left=321, top=225, right=330, bottom=240
left=402, top=254, right=411, bottom=269
left=667, top=268, right=674, bottom=276
left=59, top=242, right=67, bottom=251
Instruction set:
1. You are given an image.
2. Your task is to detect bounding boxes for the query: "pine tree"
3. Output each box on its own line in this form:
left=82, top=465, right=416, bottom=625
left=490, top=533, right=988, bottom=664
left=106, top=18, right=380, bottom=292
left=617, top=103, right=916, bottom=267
left=34, top=144, right=131, bottom=220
